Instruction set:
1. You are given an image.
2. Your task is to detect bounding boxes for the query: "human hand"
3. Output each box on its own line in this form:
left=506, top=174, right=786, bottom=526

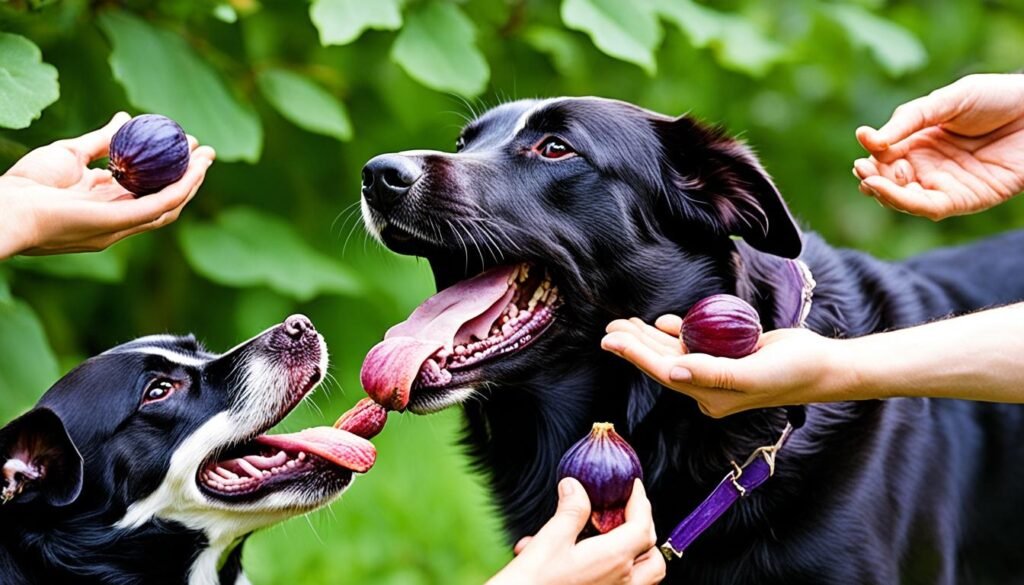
left=0, top=112, right=215, bottom=259
left=853, top=73, right=1024, bottom=220
left=601, top=317, right=851, bottom=418
left=487, top=478, right=665, bottom=585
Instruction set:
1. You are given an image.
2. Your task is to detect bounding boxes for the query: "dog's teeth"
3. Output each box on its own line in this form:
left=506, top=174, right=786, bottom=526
left=298, top=452, right=306, bottom=461
left=238, top=459, right=263, bottom=478
left=215, top=466, right=238, bottom=480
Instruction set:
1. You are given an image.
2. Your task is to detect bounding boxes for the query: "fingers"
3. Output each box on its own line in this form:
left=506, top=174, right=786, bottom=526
left=63, top=112, right=131, bottom=163
left=74, top=147, right=213, bottom=236
left=530, top=478, right=592, bottom=547
left=860, top=94, right=960, bottom=161
left=513, top=537, right=533, bottom=556
left=630, top=549, right=667, bottom=585
left=602, top=331, right=673, bottom=381
left=654, top=314, right=683, bottom=337
left=597, top=480, right=657, bottom=558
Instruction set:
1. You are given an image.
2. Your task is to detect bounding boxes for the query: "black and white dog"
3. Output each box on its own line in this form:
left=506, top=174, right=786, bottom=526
left=0, top=315, right=376, bottom=585
left=359, top=97, right=1024, bottom=584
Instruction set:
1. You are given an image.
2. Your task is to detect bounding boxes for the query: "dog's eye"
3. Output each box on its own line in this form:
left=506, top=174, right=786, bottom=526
left=535, top=136, right=575, bottom=160
left=455, top=136, right=466, bottom=152
left=143, top=379, right=176, bottom=404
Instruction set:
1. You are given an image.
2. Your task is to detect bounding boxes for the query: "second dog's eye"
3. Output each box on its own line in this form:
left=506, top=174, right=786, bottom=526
left=535, top=136, right=575, bottom=160
left=143, top=379, right=176, bottom=404
left=455, top=136, right=466, bottom=152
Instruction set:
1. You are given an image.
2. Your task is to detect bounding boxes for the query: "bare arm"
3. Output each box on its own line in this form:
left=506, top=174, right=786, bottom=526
left=601, top=303, right=1024, bottom=418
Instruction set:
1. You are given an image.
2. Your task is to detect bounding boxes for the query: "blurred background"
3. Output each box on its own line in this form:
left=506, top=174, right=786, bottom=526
left=1, top=0, right=1023, bottom=582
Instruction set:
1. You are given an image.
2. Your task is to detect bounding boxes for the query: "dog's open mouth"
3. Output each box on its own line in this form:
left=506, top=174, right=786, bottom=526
left=198, top=370, right=377, bottom=502
left=360, top=263, right=560, bottom=413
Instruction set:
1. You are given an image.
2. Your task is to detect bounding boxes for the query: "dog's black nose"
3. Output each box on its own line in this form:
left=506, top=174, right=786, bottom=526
left=361, top=154, right=422, bottom=213
left=284, top=314, right=314, bottom=340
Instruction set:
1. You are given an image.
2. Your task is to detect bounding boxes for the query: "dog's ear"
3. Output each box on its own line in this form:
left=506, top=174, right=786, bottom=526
left=652, top=116, right=803, bottom=259
left=0, top=408, right=83, bottom=507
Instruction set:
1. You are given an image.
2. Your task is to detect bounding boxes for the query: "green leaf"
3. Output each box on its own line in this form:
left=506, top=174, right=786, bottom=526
left=560, top=0, right=661, bottom=74
left=0, top=33, right=59, bottom=129
left=310, top=0, right=402, bottom=46
left=391, top=2, right=489, bottom=97
left=97, top=10, right=263, bottom=162
left=178, top=207, right=364, bottom=302
left=656, top=0, right=785, bottom=77
left=522, top=25, right=588, bottom=78
left=10, top=248, right=125, bottom=283
left=0, top=300, right=59, bottom=418
left=257, top=68, right=353, bottom=141
left=824, top=5, right=927, bottom=77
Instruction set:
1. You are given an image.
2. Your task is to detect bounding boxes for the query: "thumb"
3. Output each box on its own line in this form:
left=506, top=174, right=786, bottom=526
left=66, top=112, right=132, bottom=163
left=530, top=478, right=591, bottom=547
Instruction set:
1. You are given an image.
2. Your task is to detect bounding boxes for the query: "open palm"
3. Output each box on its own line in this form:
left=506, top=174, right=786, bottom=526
left=855, top=121, right=1024, bottom=219
left=854, top=73, right=1024, bottom=220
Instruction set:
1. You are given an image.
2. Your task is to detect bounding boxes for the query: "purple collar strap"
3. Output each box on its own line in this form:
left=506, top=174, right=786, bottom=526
left=659, top=251, right=814, bottom=561
left=660, top=422, right=795, bottom=560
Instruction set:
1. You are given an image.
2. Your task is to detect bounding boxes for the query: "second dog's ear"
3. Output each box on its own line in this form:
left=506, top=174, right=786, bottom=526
left=652, top=116, right=803, bottom=259
left=0, top=408, right=83, bottom=508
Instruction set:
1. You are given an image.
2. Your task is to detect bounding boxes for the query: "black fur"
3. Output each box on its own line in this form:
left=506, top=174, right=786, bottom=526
left=362, top=97, right=1024, bottom=584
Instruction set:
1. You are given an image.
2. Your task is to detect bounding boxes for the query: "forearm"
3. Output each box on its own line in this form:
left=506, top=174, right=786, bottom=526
left=834, top=303, right=1024, bottom=402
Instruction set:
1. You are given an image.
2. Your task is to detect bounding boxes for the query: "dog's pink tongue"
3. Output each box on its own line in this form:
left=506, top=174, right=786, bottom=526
left=360, top=265, right=516, bottom=411
left=257, top=428, right=376, bottom=473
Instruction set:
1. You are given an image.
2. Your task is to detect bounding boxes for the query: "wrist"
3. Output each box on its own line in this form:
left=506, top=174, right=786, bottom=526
left=0, top=177, right=36, bottom=259
left=818, top=337, right=874, bottom=401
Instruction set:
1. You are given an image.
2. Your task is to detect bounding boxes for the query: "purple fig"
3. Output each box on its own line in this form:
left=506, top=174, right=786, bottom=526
left=557, top=422, right=643, bottom=533
left=108, top=114, right=190, bottom=196
left=681, top=294, right=762, bottom=358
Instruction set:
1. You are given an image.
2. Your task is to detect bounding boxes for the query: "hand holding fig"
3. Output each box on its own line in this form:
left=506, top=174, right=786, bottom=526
left=557, top=422, right=643, bottom=534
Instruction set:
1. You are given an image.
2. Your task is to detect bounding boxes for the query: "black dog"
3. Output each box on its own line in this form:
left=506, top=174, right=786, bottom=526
left=359, top=97, right=1024, bottom=584
left=0, top=315, right=376, bottom=585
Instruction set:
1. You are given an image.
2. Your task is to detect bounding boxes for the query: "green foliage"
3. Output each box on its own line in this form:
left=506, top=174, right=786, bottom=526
left=257, top=68, right=353, bottom=141
left=178, top=207, right=364, bottom=301
left=310, top=0, right=403, bottom=46
left=2, top=0, right=1024, bottom=583
left=391, top=2, right=489, bottom=96
left=561, top=0, right=661, bottom=74
left=0, top=33, right=58, bottom=129
left=98, top=10, right=263, bottom=162
left=0, top=298, right=59, bottom=416
left=825, top=4, right=927, bottom=76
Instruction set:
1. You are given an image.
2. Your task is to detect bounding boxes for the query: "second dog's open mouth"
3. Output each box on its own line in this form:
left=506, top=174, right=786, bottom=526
left=361, top=263, right=560, bottom=413
left=197, top=427, right=375, bottom=500
left=198, top=365, right=377, bottom=502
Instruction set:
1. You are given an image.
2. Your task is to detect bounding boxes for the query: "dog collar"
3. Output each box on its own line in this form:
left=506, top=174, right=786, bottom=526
left=659, top=422, right=794, bottom=560
left=733, top=244, right=816, bottom=329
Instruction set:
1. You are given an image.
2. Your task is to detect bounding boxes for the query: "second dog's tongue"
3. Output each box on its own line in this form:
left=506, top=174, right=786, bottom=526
left=361, top=266, right=515, bottom=410
left=257, top=428, right=376, bottom=473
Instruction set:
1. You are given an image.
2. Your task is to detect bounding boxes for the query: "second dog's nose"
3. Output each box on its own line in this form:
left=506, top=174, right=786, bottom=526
left=361, top=154, right=423, bottom=213
left=284, top=314, right=314, bottom=340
